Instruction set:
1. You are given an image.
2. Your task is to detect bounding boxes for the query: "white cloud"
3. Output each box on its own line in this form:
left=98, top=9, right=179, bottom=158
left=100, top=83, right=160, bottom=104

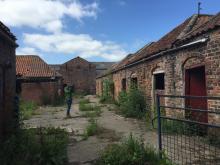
left=23, top=33, right=127, bottom=61
left=0, top=0, right=98, bottom=33
left=16, top=47, right=42, bottom=56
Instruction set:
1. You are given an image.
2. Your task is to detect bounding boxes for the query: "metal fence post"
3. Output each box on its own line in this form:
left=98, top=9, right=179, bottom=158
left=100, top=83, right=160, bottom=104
left=156, top=94, right=162, bottom=159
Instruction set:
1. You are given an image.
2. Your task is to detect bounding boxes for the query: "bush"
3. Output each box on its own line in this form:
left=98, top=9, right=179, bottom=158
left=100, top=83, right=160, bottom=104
left=96, top=134, right=172, bottom=165
left=0, top=127, right=68, bottom=165
left=118, top=88, right=146, bottom=119
left=117, top=90, right=128, bottom=106
left=20, top=100, right=38, bottom=120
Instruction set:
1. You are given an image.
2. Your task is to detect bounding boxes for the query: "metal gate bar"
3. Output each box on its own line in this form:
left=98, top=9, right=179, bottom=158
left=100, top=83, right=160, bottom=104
left=156, top=94, right=220, bottom=165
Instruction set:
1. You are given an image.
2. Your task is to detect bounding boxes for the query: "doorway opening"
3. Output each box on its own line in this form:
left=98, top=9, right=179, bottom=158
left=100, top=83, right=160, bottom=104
left=153, top=72, right=165, bottom=105
left=185, top=66, right=208, bottom=123
left=131, top=77, right=138, bottom=89
left=155, top=73, right=165, bottom=90
left=122, top=78, right=126, bottom=91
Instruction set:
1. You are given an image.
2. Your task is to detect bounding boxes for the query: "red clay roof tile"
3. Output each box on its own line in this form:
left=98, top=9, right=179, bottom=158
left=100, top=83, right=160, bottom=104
left=112, top=14, right=213, bottom=71
left=16, top=55, right=57, bottom=78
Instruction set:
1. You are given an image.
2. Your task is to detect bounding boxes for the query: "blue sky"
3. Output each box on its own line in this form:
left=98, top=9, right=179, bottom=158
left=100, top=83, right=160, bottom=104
left=1, top=0, right=220, bottom=64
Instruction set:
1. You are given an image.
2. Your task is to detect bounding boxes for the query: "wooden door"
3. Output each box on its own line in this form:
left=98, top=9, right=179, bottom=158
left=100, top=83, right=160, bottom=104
left=185, top=66, right=208, bottom=123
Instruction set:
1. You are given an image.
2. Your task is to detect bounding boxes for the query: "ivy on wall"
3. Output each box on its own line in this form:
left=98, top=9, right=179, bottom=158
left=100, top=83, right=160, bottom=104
left=100, top=79, right=114, bottom=103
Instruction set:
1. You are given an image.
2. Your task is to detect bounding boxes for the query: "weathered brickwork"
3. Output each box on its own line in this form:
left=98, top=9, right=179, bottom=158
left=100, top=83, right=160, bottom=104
left=96, top=25, right=220, bottom=124
left=21, top=81, right=61, bottom=105
left=16, top=55, right=62, bottom=106
left=60, top=57, right=96, bottom=94
left=0, top=23, right=17, bottom=139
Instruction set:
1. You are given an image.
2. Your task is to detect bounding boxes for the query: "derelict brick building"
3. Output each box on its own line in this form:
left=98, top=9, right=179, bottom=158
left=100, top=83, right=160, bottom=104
left=96, top=13, right=220, bottom=124
left=16, top=55, right=62, bottom=105
left=0, top=22, right=17, bottom=138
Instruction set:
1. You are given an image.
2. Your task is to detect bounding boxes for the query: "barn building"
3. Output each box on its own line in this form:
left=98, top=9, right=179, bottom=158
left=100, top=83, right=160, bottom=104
left=50, top=57, right=114, bottom=94
left=0, top=22, right=17, bottom=139
left=96, top=13, right=220, bottom=124
left=16, top=55, right=62, bottom=105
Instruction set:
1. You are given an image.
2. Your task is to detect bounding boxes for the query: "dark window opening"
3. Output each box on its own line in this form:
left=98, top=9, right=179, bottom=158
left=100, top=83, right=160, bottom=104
left=155, top=73, right=165, bottom=90
left=122, top=78, right=126, bottom=91
left=131, top=77, right=138, bottom=88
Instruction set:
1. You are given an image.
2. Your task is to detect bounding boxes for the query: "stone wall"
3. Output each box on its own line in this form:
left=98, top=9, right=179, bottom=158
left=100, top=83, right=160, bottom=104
left=60, top=57, right=96, bottom=94
left=0, top=28, right=17, bottom=139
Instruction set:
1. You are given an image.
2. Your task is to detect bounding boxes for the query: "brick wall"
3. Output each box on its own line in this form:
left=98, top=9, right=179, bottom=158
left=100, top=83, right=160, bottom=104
left=0, top=29, right=17, bottom=139
left=96, top=28, right=220, bottom=123
left=21, top=81, right=61, bottom=105
left=60, top=57, right=96, bottom=94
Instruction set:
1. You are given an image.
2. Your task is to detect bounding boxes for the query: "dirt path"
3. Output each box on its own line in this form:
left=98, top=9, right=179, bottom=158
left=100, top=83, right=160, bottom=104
left=24, top=95, right=157, bottom=165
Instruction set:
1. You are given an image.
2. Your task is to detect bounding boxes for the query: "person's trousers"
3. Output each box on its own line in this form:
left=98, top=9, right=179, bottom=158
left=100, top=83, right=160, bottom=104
left=66, top=98, right=72, bottom=116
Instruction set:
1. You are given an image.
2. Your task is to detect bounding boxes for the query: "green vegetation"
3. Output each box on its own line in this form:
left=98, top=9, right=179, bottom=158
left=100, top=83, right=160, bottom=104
left=0, top=127, right=68, bottom=165
left=73, top=91, right=88, bottom=98
left=100, top=79, right=114, bottom=104
left=83, top=118, right=100, bottom=140
left=96, top=134, right=172, bottom=165
left=117, top=87, right=146, bottom=119
left=83, top=107, right=102, bottom=118
left=204, top=131, right=220, bottom=147
left=79, top=102, right=100, bottom=112
left=19, top=100, right=38, bottom=120
left=79, top=98, right=90, bottom=104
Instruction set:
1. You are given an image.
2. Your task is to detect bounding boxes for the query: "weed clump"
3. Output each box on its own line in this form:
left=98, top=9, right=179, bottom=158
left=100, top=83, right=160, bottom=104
left=19, top=100, right=38, bottom=120
left=79, top=98, right=90, bottom=105
left=83, top=118, right=100, bottom=139
left=0, top=127, right=68, bottom=165
left=96, top=134, right=172, bottom=165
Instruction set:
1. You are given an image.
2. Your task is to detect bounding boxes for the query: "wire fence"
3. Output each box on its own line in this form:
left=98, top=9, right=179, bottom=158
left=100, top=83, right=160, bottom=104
left=156, top=95, right=220, bottom=165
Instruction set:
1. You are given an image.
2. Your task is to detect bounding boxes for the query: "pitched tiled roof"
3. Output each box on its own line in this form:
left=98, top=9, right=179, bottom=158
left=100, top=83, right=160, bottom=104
left=16, top=55, right=58, bottom=78
left=0, top=21, right=16, bottom=40
left=181, top=13, right=220, bottom=41
left=112, top=14, right=213, bottom=72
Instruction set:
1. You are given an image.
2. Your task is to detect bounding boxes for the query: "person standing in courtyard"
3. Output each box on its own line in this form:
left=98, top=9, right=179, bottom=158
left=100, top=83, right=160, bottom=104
left=64, top=85, right=73, bottom=117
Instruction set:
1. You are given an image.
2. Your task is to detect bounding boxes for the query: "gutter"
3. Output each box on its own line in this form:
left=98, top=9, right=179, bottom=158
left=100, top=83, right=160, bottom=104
left=97, top=37, right=209, bottom=79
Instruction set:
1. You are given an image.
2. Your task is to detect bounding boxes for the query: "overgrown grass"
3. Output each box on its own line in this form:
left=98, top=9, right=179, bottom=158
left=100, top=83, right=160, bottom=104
left=117, top=88, right=146, bottom=119
left=0, top=127, right=68, bottom=165
left=96, top=134, right=172, bottom=165
left=79, top=98, right=90, bottom=105
left=73, top=92, right=88, bottom=99
left=82, top=107, right=102, bottom=118
left=20, top=100, right=38, bottom=120
left=79, top=99, right=102, bottom=118
left=83, top=118, right=100, bottom=140
left=79, top=101, right=101, bottom=112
